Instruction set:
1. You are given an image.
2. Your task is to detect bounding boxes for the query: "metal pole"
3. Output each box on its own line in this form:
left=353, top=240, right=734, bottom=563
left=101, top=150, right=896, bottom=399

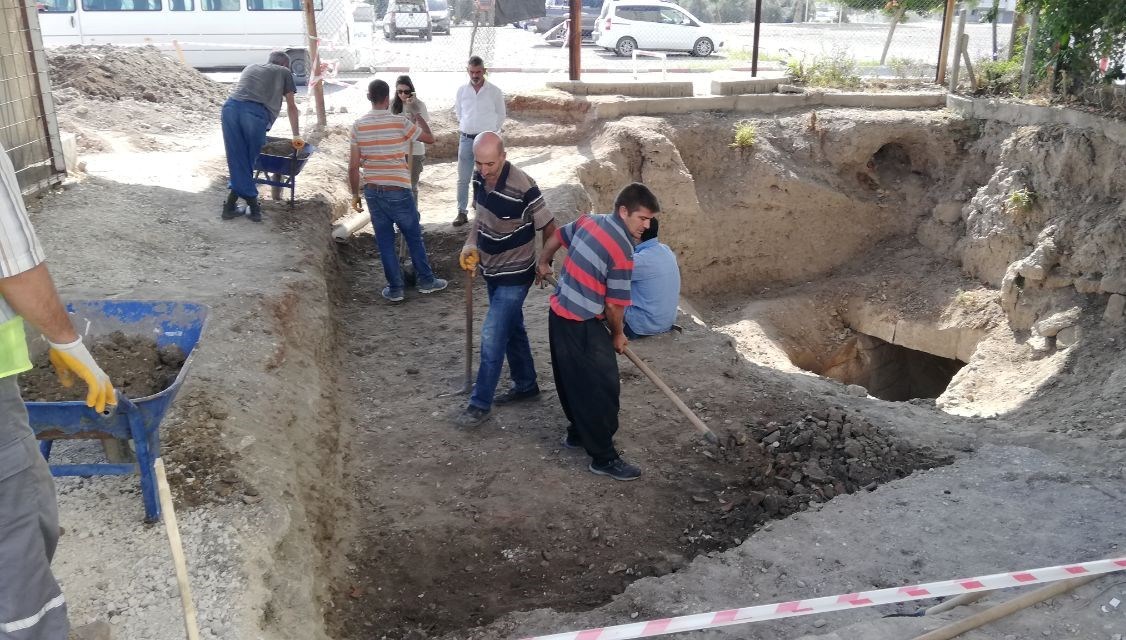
left=302, top=0, right=327, bottom=128
left=751, top=0, right=762, bottom=77
left=568, top=0, right=581, bottom=80
left=1019, top=9, right=1038, bottom=95
left=935, top=0, right=957, bottom=84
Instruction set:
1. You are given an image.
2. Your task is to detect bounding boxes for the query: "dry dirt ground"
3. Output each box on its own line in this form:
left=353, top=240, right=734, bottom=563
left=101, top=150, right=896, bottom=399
left=25, top=45, right=1126, bottom=640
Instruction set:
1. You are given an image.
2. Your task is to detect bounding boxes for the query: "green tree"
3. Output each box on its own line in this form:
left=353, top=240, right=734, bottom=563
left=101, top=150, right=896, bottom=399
left=1020, top=0, right=1126, bottom=93
left=838, top=0, right=946, bottom=63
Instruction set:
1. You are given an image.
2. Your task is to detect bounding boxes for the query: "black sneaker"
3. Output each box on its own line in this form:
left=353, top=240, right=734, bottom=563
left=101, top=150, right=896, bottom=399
left=589, top=458, right=641, bottom=481
left=245, top=197, right=262, bottom=222
left=221, top=191, right=242, bottom=219
left=452, top=210, right=468, bottom=227
left=453, top=405, right=490, bottom=428
left=562, top=433, right=582, bottom=450
left=494, top=386, right=541, bottom=405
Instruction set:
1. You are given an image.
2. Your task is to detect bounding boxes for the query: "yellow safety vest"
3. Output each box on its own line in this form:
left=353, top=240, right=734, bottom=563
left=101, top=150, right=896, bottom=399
left=0, top=314, right=31, bottom=379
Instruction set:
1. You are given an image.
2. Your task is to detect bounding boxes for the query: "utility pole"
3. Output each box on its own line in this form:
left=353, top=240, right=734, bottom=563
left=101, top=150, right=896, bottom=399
left=303, top=0, right=327, bottom=128
left=568, top=0, right=581, bottom=80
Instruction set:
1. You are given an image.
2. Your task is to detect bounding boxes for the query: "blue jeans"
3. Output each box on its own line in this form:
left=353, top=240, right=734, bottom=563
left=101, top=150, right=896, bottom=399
left=364, top=185, right=436, bottom=290
left=221, top=99, right=270, bottom=199
left=469, top=280, right=537, bottom=410
left=456, top=134, right=475, bottom=212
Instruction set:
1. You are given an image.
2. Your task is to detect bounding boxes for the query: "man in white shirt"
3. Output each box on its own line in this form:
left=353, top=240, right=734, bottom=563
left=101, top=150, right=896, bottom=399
left=452, top=55, right=506, bottom=227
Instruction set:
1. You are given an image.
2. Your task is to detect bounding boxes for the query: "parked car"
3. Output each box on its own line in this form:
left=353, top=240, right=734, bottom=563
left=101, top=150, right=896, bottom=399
left=427, top=0, right=450, bottom=33
left=384, top=0, right=431, bottom=39
left=594, top=0, right=721, bottom=56
left=533, top=0, right=603, bottom=39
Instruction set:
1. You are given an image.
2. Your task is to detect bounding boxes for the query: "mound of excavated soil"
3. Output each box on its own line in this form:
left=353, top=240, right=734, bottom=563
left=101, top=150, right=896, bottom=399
left=47, top=45, right=227, bottom=111
left=19, top=332, right=186, bottom=401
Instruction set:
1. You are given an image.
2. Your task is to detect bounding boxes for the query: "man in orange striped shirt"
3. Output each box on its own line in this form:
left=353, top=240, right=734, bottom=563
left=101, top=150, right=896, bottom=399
left=349, top=79, right=448, bottom=302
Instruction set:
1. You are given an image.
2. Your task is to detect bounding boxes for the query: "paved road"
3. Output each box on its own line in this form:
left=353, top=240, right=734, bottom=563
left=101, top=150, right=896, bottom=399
left=346, top=19, right=1010, bottom=74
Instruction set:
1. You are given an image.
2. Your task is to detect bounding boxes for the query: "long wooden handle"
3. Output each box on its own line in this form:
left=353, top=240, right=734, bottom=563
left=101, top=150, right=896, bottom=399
left=911, top=575, right=1098, bottom=640
left=622, top=347, right=718, bottom=444
left=465, top=269, right=474, bottom=386
left=154, top=458, right=201, bottom=640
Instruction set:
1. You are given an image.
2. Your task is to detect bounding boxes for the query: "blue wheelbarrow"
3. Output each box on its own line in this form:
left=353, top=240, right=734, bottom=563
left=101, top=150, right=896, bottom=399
left=27, top=300, right=209, bottom=522
left=253, top=136, right=316, bottom=207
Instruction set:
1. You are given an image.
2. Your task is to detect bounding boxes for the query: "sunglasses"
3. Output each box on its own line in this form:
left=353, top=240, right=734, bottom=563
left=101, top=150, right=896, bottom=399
left=397, top=89, right=413, bottom=95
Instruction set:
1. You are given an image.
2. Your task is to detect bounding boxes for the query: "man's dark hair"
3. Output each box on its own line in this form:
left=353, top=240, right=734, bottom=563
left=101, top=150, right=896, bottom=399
left=468, top=55, right=485, bottom=68
left=367, top=79, right=390, bottom=104
left=639, top=217, right=659, bottom=242
left=613, top=182, right=660, bottom=216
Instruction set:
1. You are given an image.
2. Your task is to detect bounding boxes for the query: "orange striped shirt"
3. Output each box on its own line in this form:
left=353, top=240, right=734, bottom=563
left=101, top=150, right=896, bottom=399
left=350, top=109, right=420, bottom=187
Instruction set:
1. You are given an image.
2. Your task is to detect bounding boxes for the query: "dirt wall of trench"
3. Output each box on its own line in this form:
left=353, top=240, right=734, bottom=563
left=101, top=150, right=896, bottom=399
left=573, top=111, right=973, bottom=296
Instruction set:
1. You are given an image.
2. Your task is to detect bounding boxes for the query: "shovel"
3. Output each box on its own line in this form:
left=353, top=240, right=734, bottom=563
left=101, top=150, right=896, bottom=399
left=543, top=274, right=718, bottom=445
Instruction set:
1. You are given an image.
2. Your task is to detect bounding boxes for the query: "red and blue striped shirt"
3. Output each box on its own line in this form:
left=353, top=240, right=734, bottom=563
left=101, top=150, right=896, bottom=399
left=549, top=213, right=634, bottom=321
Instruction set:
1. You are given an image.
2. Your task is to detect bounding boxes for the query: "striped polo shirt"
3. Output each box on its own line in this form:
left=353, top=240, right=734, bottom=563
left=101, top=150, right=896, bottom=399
left=350, top=109, right=420, bottom=188
left=549, top=213, right=634, bottom=321
left=465, top=162, right=554, bottom=286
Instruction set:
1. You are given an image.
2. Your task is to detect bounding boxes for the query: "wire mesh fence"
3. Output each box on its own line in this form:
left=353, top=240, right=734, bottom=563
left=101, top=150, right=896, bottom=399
left=0, top=0, right=65, bottom=194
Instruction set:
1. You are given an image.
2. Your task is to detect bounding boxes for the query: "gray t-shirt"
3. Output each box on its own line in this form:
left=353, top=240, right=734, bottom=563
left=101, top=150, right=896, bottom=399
left=228, top=63, right=297, bottom=125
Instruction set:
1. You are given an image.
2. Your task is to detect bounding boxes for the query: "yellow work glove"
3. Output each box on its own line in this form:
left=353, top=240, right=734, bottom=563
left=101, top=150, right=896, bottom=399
left=352, top=194, right=364, bottom=213
left=48, top=337, right=116, bottom=413
left=459, top=246, right=479, bottom=271
left=292, top=137, right=306, bottom=151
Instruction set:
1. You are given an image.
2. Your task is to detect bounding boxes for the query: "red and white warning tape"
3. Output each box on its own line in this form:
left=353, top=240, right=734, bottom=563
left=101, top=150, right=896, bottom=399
left=520, top=557, right=1126, bottom=640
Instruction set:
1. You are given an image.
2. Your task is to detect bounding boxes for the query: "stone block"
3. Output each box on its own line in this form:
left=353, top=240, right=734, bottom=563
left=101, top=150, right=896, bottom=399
left=1099, top=274, right=1126, bottom=295
left=1032, top=306, right=1082, bottom=337
left=1056, top=325, right=1081, bottom=349
left=60, top=131, right=78, bottom=174
left=1074, top=276, right=1101, bottom=294
left=1105, top=294, right=1125, bottom=324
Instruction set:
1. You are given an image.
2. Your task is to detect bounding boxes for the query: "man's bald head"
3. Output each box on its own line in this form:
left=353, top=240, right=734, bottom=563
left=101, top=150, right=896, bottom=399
left=472, top=131, right=505, bottom=155
left=473, top=131, right=507, bottom=186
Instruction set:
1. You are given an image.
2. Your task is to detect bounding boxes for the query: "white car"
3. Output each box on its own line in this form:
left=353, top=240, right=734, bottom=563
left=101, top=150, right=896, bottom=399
left=594, top=0, right=722, bottom=56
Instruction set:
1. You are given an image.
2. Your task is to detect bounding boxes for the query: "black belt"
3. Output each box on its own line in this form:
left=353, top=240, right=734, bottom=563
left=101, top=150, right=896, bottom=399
left=460, top=132, right=479, bottom=139
left=365, top=184, right=408, bottom=191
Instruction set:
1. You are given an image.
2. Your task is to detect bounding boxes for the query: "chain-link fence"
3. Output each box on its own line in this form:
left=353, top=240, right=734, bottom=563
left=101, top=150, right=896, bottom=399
left=1, top=0, right=65, bottom=194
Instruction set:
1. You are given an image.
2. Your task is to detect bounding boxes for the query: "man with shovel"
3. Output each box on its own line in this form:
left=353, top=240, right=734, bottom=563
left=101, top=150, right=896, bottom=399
left=536, top=183, right=659, bottom=481
left=454, top=132, right=555, bottom=427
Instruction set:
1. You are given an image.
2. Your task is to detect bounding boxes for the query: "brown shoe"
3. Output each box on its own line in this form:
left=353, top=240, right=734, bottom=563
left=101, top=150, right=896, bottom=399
left=452, top=210, right=469, bottom=227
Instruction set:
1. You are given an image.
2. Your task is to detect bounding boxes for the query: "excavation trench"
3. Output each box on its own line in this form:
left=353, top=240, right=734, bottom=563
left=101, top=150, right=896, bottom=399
left=324, top=110, right=975, bottom=640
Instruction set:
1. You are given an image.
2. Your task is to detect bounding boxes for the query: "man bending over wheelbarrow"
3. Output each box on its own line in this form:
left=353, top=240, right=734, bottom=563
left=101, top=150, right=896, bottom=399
left=0, top=142, right=115, bottom=639
left=221, top=50, right=304, bottom=222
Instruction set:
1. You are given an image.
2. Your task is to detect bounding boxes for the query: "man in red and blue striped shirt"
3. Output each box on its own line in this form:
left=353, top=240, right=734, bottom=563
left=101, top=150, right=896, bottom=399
left=536, top=183, right=660, bottom=481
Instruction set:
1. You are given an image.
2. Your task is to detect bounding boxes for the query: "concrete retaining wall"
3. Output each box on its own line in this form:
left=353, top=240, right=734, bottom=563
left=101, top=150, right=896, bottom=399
left=946, top=95, right=1126, bottom=146
left=547, top=80, right=694, bottom=98
left=590, top=91, right=946, bottom=119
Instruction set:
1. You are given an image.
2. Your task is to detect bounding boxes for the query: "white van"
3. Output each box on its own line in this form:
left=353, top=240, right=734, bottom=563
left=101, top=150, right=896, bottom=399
left=594, top=0, right=721, bottom=56
left=35, top=0, right=358, bottom=80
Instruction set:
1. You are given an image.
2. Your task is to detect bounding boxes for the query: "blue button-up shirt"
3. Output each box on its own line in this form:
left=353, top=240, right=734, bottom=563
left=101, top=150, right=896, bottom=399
left=623, top=239, right=680, bottom=336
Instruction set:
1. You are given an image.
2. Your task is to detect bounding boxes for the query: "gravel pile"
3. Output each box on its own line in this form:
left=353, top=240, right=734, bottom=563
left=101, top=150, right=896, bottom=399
left=716, top=407, right=954, bottom=529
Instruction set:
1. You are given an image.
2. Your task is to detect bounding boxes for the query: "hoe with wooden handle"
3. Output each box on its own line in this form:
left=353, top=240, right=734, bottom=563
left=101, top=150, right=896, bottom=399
left=544, top=274, right=718, bottom=445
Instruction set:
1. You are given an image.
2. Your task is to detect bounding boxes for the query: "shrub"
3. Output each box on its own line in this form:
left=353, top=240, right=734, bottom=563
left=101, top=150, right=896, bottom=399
left=1007, top=188, right=1036, bottom=212
left=977, top=57, right=1023, bottom=95
left=730, top=121, right=757, bottom=149
left=787, top=48, right=862, bottom=89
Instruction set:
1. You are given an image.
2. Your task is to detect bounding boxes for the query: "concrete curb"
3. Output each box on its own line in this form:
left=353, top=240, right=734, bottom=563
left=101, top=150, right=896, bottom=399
left=946, top=94, right=1126, bottom=146
left=590, top=91, right=947, bottom=118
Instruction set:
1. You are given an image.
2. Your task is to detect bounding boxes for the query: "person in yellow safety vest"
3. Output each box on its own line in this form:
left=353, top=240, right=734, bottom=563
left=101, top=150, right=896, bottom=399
left=0, top=143, right=115, bottom=640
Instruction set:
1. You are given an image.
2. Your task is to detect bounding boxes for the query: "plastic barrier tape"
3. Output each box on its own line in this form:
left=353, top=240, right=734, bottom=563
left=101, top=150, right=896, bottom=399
left=520, top=557, right=1126, bottom=640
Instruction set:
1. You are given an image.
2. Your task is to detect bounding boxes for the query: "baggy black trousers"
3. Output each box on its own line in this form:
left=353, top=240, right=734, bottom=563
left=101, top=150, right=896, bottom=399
left=548, top=310, right=621, bottom=465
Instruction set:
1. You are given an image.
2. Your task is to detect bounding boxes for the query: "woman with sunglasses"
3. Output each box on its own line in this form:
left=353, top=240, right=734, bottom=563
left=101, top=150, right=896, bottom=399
left=391, top=75, right=429, bottom=203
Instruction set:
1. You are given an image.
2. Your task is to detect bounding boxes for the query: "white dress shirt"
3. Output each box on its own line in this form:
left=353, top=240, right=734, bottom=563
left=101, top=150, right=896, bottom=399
left=0, top=143, right=46, bottom=325
left=453, top=80, right=506, bottom=135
